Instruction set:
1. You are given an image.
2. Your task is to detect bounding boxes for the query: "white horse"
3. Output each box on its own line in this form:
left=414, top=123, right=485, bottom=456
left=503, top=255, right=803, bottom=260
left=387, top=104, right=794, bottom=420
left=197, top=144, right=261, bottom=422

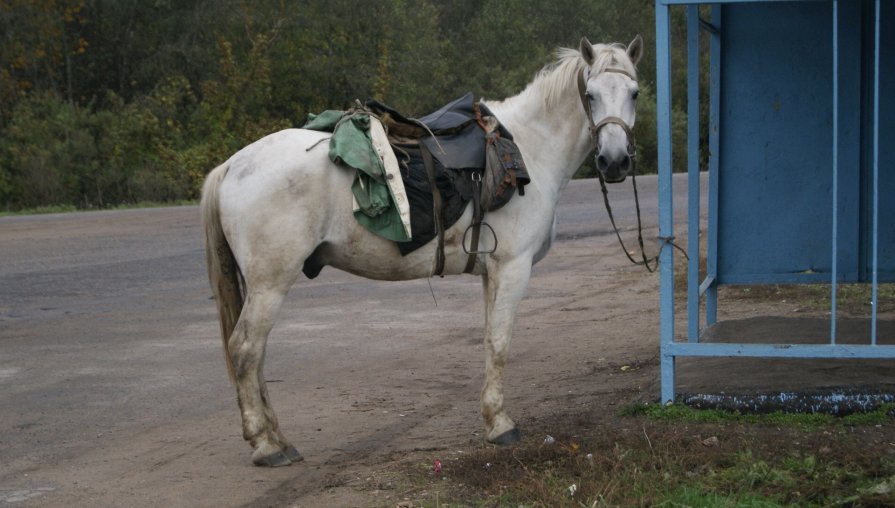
left=201, top=36, right=643, bottom=466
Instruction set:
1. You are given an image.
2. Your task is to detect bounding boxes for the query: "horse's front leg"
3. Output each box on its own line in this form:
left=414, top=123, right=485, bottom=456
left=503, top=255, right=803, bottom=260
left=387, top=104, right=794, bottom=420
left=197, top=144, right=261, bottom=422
left=480, top=255, right=533, bottom=444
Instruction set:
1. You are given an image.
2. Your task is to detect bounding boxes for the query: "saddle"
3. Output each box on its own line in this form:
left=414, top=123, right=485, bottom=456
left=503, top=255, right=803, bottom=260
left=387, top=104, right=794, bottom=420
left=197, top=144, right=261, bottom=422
left=305, top=93, right=530, bottom=275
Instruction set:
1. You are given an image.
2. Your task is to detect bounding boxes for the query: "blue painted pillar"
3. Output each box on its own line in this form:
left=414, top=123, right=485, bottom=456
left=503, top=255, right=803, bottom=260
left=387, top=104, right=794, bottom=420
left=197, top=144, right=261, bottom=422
left=656, top=2, right=675, bottom=404
left=687, top=5, right=701, bottom=343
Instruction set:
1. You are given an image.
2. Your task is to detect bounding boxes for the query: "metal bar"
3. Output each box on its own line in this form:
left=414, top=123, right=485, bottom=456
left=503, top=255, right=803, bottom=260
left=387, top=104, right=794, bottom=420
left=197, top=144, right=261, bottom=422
left=706, top=5, right=721, bottom=326
left=871, top=0, right=880, bottom=344
left=687, top=5, right=701, bottom=343
left=831, top=0, right=839, bottom=345
left=656, top=2, right=676, bottom=404
left=668, top=342, right=895, bottom=359
left=699, top=276, right=716, bottom=296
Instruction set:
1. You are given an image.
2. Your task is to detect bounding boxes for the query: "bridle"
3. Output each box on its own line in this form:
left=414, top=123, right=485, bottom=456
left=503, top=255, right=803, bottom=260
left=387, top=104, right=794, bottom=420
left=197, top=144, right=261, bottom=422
left=576, top=67, right=637, bottom=158
left=577, top=66, right=661, bottom=272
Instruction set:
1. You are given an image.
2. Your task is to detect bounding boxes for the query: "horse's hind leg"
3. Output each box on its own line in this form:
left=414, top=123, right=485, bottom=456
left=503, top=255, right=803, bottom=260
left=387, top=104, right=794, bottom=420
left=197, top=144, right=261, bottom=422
left=229, top=280, right=301, bottom=466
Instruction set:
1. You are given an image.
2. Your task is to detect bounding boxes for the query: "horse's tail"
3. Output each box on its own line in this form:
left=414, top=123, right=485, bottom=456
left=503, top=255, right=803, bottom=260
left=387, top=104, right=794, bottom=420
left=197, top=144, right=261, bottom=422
left=201, top=161, right=242, bottom=384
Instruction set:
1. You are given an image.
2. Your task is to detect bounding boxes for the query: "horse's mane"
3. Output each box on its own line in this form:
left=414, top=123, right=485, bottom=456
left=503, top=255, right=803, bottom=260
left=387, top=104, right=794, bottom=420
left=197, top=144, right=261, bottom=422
left=526, top=43, right=636, bottom=108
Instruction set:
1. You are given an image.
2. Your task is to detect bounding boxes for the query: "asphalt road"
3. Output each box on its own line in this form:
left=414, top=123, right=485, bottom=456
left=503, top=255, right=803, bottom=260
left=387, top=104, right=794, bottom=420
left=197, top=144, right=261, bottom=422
left=0, top=175, right=697, bottom=506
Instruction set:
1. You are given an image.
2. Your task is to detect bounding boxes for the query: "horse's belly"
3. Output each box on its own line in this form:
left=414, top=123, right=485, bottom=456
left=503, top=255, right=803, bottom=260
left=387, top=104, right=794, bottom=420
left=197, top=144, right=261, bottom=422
left=320, top=206, right=478, bottom=281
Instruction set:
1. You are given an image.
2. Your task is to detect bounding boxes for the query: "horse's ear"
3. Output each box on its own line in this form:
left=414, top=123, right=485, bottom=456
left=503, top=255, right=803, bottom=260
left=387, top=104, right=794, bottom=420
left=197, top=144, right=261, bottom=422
left=579, top=36, right=596, bottom=66
left=627, top=35, right=644, bottom=66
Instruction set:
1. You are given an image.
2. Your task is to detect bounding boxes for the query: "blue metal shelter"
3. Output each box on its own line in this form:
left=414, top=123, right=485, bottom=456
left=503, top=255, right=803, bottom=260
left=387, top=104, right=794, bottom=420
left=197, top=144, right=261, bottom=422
left=655, top=0, right=893, bottom=403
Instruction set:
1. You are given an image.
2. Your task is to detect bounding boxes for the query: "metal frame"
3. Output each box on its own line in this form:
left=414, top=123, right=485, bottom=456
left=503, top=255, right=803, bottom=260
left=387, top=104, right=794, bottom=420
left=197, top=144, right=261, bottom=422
left=656, top=0, right=890, bottom=403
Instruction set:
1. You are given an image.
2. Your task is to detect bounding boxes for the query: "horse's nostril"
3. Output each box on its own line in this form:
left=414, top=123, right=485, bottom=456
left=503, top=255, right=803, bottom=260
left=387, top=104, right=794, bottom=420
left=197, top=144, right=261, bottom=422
left=620, top=156, right=631, bottom=171
left=597, top=155, right=609, bottom=171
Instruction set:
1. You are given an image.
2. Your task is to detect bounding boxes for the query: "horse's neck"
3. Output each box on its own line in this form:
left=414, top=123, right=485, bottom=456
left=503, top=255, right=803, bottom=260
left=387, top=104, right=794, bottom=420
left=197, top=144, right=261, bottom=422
left=484, top=86, right=593, bottom=199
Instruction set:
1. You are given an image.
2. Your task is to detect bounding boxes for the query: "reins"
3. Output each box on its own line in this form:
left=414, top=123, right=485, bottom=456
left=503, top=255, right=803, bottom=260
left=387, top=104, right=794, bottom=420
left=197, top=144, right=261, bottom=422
left=578, top=66, right=685, bottom=272
left=596, top=167, right=658, bottom=272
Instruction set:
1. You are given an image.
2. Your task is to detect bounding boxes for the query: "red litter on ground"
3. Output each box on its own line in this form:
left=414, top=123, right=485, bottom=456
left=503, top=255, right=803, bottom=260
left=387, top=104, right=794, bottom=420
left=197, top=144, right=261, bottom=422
left=433, top=459, right=442, bottom=473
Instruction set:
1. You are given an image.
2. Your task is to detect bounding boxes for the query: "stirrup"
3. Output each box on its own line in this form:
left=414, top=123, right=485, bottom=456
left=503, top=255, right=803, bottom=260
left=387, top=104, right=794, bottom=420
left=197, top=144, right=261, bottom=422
left=462, top=221, right=498, bottom=255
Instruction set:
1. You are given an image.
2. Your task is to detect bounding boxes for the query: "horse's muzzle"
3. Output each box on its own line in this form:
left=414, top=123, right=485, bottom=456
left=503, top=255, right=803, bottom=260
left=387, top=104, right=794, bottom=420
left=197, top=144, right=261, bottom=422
left=596, top=152, right=631, bottom=183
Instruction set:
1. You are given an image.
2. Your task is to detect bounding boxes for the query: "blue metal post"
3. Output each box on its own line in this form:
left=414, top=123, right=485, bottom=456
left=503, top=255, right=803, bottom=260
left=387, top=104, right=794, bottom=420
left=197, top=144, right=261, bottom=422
left=831, top=0, right=839, bottom=344
left=871, top=0, right=880, bottom=344
left=706, top=5, right=721, bottom=326
left=656, top=2, right=676, bottom=404
left=687, top=5, right=701, bottom=343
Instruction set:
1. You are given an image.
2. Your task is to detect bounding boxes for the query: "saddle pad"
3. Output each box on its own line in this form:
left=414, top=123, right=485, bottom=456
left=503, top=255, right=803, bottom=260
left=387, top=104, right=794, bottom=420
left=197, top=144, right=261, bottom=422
left=365, top=117, right=411, bottom=239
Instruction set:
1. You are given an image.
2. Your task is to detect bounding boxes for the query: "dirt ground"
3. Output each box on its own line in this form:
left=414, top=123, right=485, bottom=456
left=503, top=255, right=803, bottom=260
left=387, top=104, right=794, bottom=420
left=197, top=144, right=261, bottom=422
left=1, top=176, right=892, bottom=507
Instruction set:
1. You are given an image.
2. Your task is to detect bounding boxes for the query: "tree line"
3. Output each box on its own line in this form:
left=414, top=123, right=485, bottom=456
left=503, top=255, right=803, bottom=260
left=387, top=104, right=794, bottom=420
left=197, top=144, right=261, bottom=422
left=0, top=0, right=691, bottom=211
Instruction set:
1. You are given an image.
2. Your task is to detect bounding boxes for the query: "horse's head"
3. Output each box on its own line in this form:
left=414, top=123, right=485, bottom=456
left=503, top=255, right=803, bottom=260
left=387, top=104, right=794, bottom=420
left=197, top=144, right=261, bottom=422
left=577, top=35, right=643, bottom=183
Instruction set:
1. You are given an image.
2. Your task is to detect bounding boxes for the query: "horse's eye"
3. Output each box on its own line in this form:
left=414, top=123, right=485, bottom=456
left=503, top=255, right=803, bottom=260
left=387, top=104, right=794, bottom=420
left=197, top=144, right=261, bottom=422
left=632, top=90, right=640, bottom=100
left=585, top=92, right=594, bottom=101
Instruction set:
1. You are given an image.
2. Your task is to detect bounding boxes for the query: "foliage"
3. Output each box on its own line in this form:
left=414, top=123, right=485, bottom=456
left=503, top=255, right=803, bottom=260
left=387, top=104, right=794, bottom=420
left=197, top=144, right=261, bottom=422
left=0, top=0, right=697, bottom=211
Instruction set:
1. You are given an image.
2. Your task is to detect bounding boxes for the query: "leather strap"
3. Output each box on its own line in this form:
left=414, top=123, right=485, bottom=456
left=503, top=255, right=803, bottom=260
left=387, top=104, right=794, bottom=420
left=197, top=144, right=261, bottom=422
left=419, top=143, right=445, bottom=276
left=577, top=67, right=637, bottom=156
left=463, top=103, right=496, bottom=275
left=597, top=168, right=657, bottom=272
left=593, top=116, right=636, bottom=156
left=463, top=174, right=483, bottom=274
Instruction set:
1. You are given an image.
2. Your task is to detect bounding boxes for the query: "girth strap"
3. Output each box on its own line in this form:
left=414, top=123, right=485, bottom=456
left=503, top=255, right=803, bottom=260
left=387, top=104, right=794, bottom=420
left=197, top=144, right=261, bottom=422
left=419, top=142, right=445, bottom=276
left=463, top=174, right=483, bottom=274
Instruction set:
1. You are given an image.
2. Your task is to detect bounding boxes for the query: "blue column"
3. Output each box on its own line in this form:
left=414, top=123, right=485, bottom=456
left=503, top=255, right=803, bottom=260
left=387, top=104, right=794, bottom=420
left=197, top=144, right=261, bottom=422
left=706, top=5, right=721, bottom=326
left=871, top=0, right=880, bottom=344
left=831, top=0, right=839, bottom=344
left=656, top=1, right=676, bottom=404
left=687, top=5, right=701, bottom=343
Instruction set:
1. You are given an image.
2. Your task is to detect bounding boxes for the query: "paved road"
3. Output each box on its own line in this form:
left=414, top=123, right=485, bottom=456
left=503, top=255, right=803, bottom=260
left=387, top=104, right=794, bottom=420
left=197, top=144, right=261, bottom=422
left=0, top=175, right=697, bottom=506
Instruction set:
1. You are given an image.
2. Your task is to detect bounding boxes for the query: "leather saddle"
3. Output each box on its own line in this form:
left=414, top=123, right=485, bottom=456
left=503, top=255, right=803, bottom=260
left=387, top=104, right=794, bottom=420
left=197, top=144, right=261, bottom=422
left=365, top=94, right=511, bottom=263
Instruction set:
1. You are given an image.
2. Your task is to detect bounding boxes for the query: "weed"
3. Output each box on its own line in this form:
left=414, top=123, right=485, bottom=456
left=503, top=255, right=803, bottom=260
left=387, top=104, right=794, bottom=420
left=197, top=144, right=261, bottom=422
left=626, top=403, right=895, bottom=431
left=394, top=406, right=895, bottom=507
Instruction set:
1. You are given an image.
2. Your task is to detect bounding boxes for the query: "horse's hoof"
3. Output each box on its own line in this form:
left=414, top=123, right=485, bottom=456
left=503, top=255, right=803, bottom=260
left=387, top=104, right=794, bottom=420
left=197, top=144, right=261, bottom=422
left=490, top=427, right=522, bottom=445
left=253, top=449, right=292, bottom=467
left=283, top=445, right=304, bottom=463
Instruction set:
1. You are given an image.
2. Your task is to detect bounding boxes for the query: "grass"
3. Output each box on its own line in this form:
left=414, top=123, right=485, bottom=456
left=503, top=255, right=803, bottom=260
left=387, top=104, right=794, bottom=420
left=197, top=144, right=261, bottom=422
left=625, top=403, right=895, bottom=430
left=0, top=203, right=79, bottom=216
left=0, top=199, right=198, bottom=217
left=392, top=405, right=895, bottom=507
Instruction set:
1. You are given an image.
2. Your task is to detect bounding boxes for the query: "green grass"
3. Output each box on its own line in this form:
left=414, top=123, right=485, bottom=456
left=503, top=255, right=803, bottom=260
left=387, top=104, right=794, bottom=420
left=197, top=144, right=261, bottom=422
left=0, top=199, right=198, bottom=217
left=411, top=440, right=895, bottom=507
left=0, top=204, right=78, bottom=216
left=624, top=403, right=894, bottom=430
left=397, top=404, right=895, bottom=507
